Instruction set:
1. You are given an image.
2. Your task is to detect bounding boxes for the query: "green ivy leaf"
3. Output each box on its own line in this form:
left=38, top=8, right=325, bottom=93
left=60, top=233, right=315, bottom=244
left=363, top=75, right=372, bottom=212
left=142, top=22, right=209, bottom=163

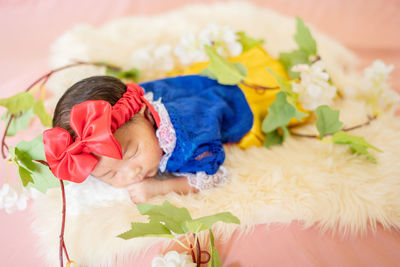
left=267, top=68, right=297, bottom=105
left=202, top=45, right=246, bottom=85
left=118, top=221, right=174, bottom=240
left=33, top=100, right=52, bottom=127
left=315, top=105, right=343, bottom=139
left=294, top=17, right=317, bottom=56
left=137, top=201, right=192, bottom=234
left=182, top=220, right=208, bottom=234
left=11, top=135, right=59, bottom=193
left=262, top=91, right=307, bottom=134
left=0, top=92, right=34, bottom=115
left=27, top=163, right=60, bottom=193
left=331, top=131, right=382, bottom=163
left=2, top=109, right=34, bottom=136
left=183, top=212, right=240, bottom=233
left=279, top=50, right=310, bottom=79
left=199, top=67, right=218, bottom=80
left=234, top=63, right=248, bottom=77
left=106, top=67, right=140, bottom=82
left=18, top=166, right=34, bottom=186
left=236, top=31, right=264, bottom=52
left=264, top=129, right=284, bottom=148
left=277, top=17, right=317, bottom=79
left=208, top=229, right=222, bottom=267
left=16, top=134, right=46, bottom=161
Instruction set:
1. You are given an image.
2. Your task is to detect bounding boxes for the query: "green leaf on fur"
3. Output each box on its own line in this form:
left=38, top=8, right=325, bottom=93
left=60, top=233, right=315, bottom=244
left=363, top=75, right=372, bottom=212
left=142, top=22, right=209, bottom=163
left=202, top=45, right=246, bottom=85
left=106, top=66, right=140, bottom=82
left=331, top=131, right=382, bottom=163
left=0, top=92, right=34, bottom=115
left=315, top=105, right=343, bottom=139
left=184, top=212, right=240, bottom=233
left=236, top=31, right=264, bottom=52
left=262, top=91, right=307, bottom=134
left=294, top=17, right=317, bottom=56
left=279, top=50, right=310, bottom=79
left=137, top=201, right=192, bottom=234
left=264, top=129, right=284, bottom=148
left=267, top=68, right=298, bottom=105
left=118, top=221, right=173, bottom=240
left=278, top=17, right=317, bottom=79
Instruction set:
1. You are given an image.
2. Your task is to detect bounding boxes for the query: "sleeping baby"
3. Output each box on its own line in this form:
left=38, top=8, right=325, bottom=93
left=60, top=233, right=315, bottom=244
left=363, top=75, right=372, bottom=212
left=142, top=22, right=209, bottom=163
left=43, top=75, right=253, bottom=203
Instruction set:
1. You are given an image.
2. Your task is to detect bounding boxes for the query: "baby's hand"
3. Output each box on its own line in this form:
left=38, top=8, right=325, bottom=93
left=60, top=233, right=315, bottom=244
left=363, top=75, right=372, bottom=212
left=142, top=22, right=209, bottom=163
left=126, top=178, right=161, bottom=203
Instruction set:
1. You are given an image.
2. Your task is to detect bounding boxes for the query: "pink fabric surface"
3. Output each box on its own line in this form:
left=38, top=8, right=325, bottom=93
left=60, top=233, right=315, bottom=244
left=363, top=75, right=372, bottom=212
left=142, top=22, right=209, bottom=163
left=1, top=0, right=400, bottom=266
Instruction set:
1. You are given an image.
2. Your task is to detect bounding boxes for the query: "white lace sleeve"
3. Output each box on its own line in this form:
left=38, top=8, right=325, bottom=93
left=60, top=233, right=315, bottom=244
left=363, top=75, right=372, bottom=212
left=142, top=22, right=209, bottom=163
left=173, top=166, right=229, bottom=191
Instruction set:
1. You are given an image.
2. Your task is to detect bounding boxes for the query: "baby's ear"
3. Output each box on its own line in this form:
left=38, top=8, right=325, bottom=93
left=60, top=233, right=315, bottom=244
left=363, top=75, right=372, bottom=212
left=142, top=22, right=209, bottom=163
left=142, top=104, right=156, bottom=125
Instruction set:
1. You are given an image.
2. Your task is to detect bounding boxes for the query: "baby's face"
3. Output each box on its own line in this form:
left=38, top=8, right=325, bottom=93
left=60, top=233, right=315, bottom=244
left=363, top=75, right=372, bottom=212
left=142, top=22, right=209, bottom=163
left=91, top=107, right=163, bottom=188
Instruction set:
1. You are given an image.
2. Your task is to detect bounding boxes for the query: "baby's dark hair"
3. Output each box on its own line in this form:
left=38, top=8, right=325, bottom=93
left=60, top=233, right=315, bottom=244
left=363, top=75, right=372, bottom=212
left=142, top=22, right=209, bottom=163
left=52, top=75, right=127, bottom=139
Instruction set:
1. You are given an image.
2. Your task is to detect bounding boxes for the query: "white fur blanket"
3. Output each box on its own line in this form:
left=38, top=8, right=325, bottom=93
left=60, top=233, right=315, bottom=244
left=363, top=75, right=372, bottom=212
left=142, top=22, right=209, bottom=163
left=31, top=2, right=400, bottom=266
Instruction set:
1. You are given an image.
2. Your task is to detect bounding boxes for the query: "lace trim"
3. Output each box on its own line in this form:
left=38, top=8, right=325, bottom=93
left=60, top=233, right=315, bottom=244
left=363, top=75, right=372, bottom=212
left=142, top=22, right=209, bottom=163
left=173, top=166, right=229, bottom=191
left=144, top=92, right=176, bottom=172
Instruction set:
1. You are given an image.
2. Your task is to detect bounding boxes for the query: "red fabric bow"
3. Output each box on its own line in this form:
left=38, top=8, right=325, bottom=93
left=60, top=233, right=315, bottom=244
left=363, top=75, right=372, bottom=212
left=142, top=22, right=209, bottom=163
left=43, top=83, right=160, bottom=183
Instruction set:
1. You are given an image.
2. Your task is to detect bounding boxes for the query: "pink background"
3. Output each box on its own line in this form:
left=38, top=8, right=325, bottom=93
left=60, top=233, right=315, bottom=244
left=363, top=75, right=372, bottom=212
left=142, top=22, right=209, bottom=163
left=1, top=0, right=400, bottom=266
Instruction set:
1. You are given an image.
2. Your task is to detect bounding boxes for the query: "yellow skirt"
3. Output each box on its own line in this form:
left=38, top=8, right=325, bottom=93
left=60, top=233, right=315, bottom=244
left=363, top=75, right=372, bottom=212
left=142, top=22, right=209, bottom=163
left=168, top=46, right=308, bottom=149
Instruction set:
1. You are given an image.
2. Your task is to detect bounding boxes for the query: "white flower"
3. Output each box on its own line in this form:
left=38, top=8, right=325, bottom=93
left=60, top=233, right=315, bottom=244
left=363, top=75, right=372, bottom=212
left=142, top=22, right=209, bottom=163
left=198, top=23, right=242, bottom=57
left=151, top=251, right=196, bottom=267
left=291, top=60, right=337, bottom=110
left=359, top=60, right=399, bottom=112
left=130, top=44, right=174, bottom=73
left=174, top=33, right=208, bottom=65
left=0, top=183, right=31, bottom=214
left=174, top=23, right=243, bottom=65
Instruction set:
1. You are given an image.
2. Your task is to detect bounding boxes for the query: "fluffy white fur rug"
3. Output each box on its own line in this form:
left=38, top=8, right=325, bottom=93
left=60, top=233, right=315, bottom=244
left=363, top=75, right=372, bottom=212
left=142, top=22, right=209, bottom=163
left=31, top=1, right=400, bottom=266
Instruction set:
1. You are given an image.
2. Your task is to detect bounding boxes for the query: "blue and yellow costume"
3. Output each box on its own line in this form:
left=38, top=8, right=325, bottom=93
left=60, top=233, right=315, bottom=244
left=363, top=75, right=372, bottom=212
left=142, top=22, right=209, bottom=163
left=140, top=75, right=253, bottom=175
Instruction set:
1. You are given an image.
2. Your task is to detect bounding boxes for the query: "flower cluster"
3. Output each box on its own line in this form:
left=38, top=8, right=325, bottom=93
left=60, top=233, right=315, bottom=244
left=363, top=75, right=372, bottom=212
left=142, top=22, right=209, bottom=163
left=151, top=251, right=196, bottom=267
left=174, top=23, right=242, bottom=65
left=129, top=44, right=175, bottom=73
left=359, top=60, right=398, bottom=113
left=291, top=60, right=337, bottom=111
left=0, top=182, right=35, bottom=214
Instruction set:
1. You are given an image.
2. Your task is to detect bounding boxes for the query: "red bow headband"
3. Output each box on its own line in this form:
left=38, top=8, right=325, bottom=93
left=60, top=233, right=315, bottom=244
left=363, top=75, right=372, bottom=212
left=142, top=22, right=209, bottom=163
left=43, top=83, right=160, bottom=183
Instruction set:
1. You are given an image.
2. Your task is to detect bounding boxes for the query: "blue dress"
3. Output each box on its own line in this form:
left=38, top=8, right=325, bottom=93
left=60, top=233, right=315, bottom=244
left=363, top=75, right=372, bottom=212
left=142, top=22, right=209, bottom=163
left=139, top=75, right=253, bottom=175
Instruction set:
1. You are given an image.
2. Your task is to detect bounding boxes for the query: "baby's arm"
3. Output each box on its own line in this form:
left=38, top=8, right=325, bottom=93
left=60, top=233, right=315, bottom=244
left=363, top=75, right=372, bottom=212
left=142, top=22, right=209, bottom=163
left=127, top=176, right=198, bottom=203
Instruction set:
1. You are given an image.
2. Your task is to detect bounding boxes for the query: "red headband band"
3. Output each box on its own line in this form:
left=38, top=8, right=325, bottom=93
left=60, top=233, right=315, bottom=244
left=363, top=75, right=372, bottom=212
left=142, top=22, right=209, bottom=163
left=43, top=83, right=160, bottom=183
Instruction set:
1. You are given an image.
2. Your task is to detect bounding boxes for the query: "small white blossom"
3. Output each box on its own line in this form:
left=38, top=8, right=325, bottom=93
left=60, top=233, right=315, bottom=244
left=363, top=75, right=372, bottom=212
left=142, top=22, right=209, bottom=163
left=291, top=60, right=337, bottom=110
left=198, top=23, right=243, bottom=57
left=0, top=183, right=31, bottom=214
left=174, top=23, right=243, bottom=65
left=151, top=251, right=196, bottom=267
left=359, top=60, right=399, bottom=112
left=174, top=33, right=209, bottom=65
left=130, top=44, right=174, bottom=73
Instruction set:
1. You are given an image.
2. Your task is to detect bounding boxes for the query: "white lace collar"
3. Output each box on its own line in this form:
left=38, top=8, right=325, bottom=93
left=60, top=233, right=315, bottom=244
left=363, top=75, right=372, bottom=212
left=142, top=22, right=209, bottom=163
left=144, top=92, right=177, bottom=172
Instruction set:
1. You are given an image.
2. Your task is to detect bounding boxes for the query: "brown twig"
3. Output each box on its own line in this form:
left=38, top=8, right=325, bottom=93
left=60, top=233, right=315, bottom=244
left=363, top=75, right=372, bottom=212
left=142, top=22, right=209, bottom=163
left=291, top=115, right=377, bottom=138
left=1, top=114, right=14, bottom=158
left=240, top=81, right=279, bottom=95
left=311, top=55, right=321, bottom=64
left=190, top=243, right=196, bottom=263
left=59, top=179, right=70, bottom=266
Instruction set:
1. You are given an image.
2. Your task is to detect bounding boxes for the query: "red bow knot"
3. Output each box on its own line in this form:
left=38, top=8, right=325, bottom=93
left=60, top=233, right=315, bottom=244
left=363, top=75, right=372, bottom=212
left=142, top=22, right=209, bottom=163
left=43, top=101, right=122, bottom=182
left=43, top=82, right=160, bottom=182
